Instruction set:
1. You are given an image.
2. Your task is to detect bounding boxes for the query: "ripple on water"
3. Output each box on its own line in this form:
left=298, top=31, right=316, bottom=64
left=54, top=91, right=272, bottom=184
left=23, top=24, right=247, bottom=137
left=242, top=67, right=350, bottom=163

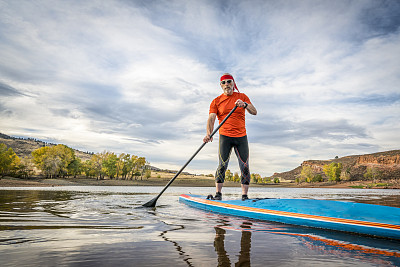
left=0, top=187, right=399, bottom=267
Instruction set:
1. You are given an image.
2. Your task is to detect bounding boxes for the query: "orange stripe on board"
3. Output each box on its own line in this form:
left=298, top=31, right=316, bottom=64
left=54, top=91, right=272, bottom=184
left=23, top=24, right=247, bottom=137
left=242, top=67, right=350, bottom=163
left=182, top=195, right=400, bottom=231
left=220, top=226, right=400, bottom=258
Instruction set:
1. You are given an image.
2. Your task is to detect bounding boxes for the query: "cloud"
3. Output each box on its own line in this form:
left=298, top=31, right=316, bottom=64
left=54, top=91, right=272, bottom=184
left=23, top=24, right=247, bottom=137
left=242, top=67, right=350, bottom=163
left=0, top=81, right=24, bottom=96
left=0, top=0, right=399, bottom=176
left=250, top=117, right=368, bottom=143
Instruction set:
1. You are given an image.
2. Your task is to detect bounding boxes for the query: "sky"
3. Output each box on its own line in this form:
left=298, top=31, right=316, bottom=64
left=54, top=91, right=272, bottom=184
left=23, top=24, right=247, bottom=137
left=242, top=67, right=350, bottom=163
left=0, top=0, right=399, bottom=177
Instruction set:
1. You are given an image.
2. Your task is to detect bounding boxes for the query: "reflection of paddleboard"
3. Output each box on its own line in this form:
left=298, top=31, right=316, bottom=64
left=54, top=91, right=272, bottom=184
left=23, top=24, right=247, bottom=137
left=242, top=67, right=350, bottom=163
left=179, top=194, right=400, bottom=240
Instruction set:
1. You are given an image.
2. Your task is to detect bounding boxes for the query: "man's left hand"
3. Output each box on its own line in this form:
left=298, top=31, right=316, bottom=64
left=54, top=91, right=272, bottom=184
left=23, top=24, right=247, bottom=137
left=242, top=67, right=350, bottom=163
left=235, top=99, right=247, bottom=108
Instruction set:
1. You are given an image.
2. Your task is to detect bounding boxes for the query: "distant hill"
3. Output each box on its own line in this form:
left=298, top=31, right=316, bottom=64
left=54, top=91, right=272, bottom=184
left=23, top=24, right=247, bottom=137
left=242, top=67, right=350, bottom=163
left=0, top=133, right=92, bottom=161
left=0, top=133, right=194, bottom=175
left=1, top=133, right=399, bottom=180
left=272, top=150, right=400, bottom=181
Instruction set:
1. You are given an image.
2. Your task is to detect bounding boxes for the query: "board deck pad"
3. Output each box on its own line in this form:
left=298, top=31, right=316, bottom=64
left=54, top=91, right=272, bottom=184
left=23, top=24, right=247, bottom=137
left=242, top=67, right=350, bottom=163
left=179, top=194, right=400, bottom=239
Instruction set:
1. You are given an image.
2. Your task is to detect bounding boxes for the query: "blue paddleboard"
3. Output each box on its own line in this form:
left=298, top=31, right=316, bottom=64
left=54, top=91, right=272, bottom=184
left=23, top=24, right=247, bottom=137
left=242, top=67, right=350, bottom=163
left=179, top=194, right=400, bottom=239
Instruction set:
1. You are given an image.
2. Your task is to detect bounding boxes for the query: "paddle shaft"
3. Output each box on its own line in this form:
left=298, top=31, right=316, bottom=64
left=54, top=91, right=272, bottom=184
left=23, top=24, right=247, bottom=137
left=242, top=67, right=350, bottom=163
left=142, top=105, right=238, bottom=207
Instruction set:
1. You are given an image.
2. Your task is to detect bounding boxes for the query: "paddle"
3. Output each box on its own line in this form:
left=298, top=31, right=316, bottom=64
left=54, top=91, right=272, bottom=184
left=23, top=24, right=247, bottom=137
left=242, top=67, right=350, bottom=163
left=142, top=105, right=238, bottom=207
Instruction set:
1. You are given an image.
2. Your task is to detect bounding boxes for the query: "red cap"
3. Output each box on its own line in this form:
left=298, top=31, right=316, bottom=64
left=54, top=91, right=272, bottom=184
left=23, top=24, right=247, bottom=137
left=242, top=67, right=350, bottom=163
left=220, top=74, right=239, bottom=92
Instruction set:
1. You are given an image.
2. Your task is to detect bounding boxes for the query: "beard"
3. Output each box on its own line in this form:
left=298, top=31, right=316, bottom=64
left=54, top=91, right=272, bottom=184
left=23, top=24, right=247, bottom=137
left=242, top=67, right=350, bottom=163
left=223, top=87, right=233, bottom=95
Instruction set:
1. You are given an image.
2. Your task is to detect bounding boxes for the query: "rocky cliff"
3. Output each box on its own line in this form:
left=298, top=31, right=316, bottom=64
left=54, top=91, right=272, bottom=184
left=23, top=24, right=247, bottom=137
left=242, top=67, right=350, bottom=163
left=273, top=150, right=400, bottom=181
left=356, top=154, right=400, bottom=165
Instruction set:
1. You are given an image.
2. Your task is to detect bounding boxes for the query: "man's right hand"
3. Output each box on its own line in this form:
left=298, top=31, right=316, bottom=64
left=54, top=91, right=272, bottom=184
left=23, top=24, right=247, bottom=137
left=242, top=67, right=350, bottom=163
left=203, top=134, right=213, bottom=143
left=205, top=113, right=216, bottom=143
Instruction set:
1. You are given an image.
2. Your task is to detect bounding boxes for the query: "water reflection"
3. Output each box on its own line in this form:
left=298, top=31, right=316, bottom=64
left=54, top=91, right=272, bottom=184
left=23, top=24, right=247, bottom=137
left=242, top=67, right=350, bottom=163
left=214, top=222, right=252, bottom=267
left=0, top=190, right=75, bottom=213
left=1, top=188, right=400, bottom=267
left=214, top=227, right=231, bottom=266
left=210, top=218, right=400, bottom=267
left=159, top=222, right=194, bottom=267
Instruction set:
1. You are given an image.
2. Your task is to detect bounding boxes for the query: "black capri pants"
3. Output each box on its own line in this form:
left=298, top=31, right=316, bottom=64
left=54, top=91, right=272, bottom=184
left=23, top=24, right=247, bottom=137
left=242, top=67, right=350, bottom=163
left=215, top=134, right=250, bottom=185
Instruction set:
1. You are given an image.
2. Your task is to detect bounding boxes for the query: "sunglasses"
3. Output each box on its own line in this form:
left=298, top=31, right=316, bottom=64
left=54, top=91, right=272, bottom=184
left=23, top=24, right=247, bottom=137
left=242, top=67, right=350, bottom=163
left=220, top=80, right=233, bottom=85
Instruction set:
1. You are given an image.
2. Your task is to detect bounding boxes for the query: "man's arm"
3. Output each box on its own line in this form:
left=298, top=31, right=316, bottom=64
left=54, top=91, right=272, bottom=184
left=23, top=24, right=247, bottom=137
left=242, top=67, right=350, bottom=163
left=246, top=103, right=257, bottom=115
left=235, top=99, right=257, bottom=115
left=203, top=113, right=217, bottom=143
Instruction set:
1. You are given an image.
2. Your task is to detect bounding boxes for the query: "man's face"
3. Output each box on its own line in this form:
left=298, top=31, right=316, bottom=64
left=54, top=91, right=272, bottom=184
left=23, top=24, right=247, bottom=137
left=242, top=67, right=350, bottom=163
left=220, top=79, right=234, bottom=96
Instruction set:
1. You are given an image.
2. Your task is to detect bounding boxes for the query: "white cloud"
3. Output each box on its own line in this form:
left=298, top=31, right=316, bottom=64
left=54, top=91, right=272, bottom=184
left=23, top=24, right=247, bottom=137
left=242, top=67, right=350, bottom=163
left=1, top=0, right=399, bottom=177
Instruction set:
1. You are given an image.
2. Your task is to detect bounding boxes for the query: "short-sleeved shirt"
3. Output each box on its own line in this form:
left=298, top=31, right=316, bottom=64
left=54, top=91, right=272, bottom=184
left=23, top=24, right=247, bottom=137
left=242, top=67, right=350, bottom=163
left=209, top=92, right=251, bottom=137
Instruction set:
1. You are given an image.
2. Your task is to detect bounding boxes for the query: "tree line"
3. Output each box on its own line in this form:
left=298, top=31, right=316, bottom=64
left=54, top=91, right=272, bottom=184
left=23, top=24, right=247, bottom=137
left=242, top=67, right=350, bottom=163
left=296, top=163, right=343, bottom=183
left=1, top=142, right=384, bottom=183
left=295, top=162, right=383, bottom=184
left=0, top=143, right=150, bottom=180
left=224, top=169, right=280, bottom=184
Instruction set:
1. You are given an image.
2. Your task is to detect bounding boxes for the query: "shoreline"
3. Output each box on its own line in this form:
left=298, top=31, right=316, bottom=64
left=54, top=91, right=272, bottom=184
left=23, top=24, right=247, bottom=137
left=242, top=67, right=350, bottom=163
left=0, top=176, right=399, bottom=189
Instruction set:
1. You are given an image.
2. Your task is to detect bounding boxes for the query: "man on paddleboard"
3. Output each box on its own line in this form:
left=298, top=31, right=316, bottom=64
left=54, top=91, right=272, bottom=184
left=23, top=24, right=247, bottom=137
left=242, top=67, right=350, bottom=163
left=203, top=73, right=257, bottom=200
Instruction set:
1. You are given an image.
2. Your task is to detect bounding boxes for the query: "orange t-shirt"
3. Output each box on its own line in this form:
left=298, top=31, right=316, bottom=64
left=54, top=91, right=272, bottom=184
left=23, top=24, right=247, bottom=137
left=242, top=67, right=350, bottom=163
left=209, top=92, right=251, bottom=137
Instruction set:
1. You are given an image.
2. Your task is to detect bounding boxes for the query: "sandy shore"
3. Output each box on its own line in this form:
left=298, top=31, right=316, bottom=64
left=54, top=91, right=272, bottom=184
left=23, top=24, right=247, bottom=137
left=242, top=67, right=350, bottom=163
left=0, top=175, right=233, bottom=187
left=1, top=175, right=399, bottom=189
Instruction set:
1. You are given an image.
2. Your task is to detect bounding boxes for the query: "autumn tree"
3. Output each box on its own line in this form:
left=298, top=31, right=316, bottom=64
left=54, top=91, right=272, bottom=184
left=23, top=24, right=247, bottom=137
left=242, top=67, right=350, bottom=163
left=31, top=146, right=51, bottom=176
left=141, top=162, right=151, bottom=180
left=251, top=173, right=262, bottom=184
left=136, top=157, right=147, bottom=180
left=102, top=152, right=118, bottom=179
left=323, top=162, right=342, bottom=182
left=0, top=143, right=20, bottom=177
left=225, top=169, right=233, bottom=181
left=144, top=166, right=152, bottom=179
left=234, top=172, right=240, bottom=183
left=82, top=160, right=96, bottom=178
left=31, top=145, right=75, bottom=178
left=263, top=177, right=272, bottom=184
left=55, top=144, right=75, bottom=177
left=83, top=151, right=148, bottom=180
left=16, top=156, right=35, bottom=178
left=300, top=166, right=313, bottom=183
left=119, top=153, right=131, bottom=179
left=364, top=167, right=382, bottom=183
left=68, top=157, right=82, bottom=178
left=89, top=152, right=107, bottom=179
left=27, top=143, right=150, bottom=181
left=299, top=166, right=323, bottom=183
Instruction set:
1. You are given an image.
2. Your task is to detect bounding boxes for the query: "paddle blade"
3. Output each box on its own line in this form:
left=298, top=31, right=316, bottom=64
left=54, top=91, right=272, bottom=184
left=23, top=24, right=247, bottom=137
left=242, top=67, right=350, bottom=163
left=142, top=197, right=157, bottom=207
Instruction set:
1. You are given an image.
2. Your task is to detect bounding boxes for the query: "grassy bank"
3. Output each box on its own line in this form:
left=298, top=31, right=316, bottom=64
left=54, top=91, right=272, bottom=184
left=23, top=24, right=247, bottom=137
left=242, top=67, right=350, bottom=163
left=0, top=174, right=234, bottom=187
left=1, top=173, right=399, bottom=189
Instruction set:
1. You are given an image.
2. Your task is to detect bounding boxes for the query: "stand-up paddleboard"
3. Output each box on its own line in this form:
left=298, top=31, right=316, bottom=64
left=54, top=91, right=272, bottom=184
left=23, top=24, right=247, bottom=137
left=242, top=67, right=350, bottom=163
left=179, top=194, right=400, bottom=239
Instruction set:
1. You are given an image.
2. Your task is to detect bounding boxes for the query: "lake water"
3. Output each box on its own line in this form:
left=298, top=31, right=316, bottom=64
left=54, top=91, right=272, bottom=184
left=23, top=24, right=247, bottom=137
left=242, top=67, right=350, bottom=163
left=1, top=186, right=399, bottom=266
